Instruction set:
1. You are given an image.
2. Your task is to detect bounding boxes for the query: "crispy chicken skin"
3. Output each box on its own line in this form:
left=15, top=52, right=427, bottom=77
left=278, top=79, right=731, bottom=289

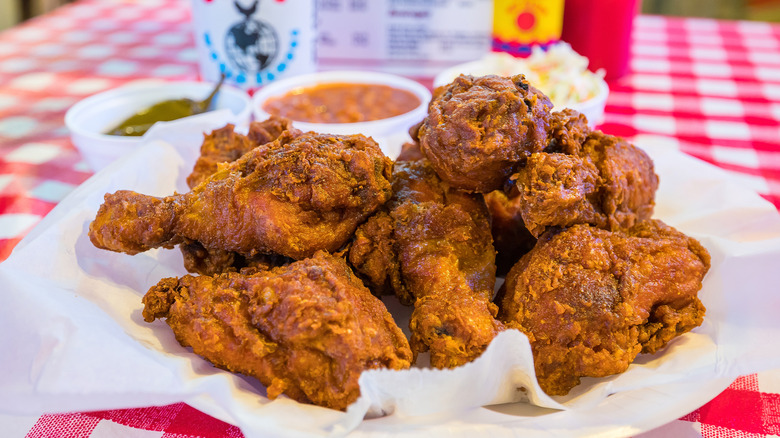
left=186, top=116, right=299, bottom=188
left=348, top=159, right=503, bottom=368
left=544, top=108, right=591, bottom=155
left=498, top=220, right=710, bottom=396
left=89, top=132, right=393, bottom=260
left=347, top=210, right=402, bottom=297
left=142, top=251, right=413, bottom=411
left=416, top=74, right=553, bottom=193
left=510, top=126, right=659, bottom=237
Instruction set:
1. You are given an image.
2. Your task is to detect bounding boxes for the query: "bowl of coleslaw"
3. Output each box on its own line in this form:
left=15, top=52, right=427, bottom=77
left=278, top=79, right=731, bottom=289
left=433, top=43, right=609, bottom=127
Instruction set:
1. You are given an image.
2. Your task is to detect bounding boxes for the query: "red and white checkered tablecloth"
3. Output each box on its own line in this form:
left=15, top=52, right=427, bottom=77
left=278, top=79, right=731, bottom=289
left=0, top=1, right=778, bottom=436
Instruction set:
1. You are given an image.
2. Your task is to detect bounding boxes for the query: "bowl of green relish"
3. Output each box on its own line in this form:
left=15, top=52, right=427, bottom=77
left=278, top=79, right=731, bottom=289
left=65, top=79, right=251, bottom=171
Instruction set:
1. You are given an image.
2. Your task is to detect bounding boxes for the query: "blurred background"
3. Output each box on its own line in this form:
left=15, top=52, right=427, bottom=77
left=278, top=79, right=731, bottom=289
left=2, top=0, right=780, bottom=31
left=644, top=0, right=780, bottom=21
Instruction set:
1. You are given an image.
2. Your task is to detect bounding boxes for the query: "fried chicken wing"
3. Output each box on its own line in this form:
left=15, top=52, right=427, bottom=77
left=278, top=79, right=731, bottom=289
left=510, top=124, right=659, bottom=237
left=348, top=159, right=503, bottom=368
left=90, top=132, right=393, bottom=260
left=142, top=251, right=413, bottom=410
left=416, top=74, right=553, bottom=192
left=498, top=220, right=710, bottom=396
left=186, top=116, right=299, bottom=188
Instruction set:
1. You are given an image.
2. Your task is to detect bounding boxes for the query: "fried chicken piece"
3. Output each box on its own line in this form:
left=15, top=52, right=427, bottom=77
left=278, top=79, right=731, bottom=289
left=483, top=190, right=537, bottom=276
left=510, top=128, right=659, bottom=237
left=498, top=220, right=710, bottom=396
left=394, top=197, right=503, bottom=368
left=186, top=116, right=299, bottom=188
left=142, top=251, right=413, bottom=410
left=90, top=132, right=393, bottom=260
left=416, top=74, right=553, bottom=192
left=348, top=159, right=503, bottom=367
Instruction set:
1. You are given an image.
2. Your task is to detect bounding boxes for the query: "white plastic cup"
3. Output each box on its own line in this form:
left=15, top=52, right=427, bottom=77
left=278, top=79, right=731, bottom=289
left=190, top=0, right=316, bottom=92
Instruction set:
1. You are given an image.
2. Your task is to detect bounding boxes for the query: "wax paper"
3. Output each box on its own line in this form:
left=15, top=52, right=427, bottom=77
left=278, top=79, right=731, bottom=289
left=1, top=118, right=780, bottom=438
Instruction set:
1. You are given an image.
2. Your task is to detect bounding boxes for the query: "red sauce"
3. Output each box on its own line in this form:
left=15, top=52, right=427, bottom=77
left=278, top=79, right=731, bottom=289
left=262, top=82, right=421, bottom=124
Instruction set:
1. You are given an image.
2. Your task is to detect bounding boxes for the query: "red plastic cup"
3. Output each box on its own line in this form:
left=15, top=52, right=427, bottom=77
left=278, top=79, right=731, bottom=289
left=561, top=0, right=639, bottom=82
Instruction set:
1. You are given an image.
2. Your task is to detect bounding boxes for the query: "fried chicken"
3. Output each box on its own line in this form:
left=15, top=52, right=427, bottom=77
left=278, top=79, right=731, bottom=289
left=510, top=123, right=659, bottom=237
left=416, top=74, right=553, bottom=192
left=186, top=116, right=299, bottom=188
left=89, top=132, right=393, bottom=260
left=394, top=196, right=503, bottom=368
left=397, top=141, right=425, bottom=162
left=142, top=251, right=413, bottom=410
left=498, top=220, right=710, bottom=396
left=544, top=108, right=591, bottom=155
left=347, top=210, right=401, bottom=297
left=348, top=159, right=503, bottom=368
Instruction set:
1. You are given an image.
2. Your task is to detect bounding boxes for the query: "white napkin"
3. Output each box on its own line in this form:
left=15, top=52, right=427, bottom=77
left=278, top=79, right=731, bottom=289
left=1, top=122, right=779, bottom=438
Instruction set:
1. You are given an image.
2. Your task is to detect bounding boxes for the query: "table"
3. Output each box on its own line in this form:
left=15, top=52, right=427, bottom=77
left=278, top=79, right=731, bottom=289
left=1, top=1, right=779, bottom=437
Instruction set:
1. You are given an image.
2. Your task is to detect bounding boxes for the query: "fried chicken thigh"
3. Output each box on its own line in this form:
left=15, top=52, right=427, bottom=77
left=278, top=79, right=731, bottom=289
left=510, top=119, right=659, bottom=237
left=498, top=220, right=710, bottom=396
left=416, top=74, right=552, bottom=192
left=142, top=251, right=413, bottom=410
left=348, top=159, right=503, bottom=368
left=89, top=132, right=392, bottom=260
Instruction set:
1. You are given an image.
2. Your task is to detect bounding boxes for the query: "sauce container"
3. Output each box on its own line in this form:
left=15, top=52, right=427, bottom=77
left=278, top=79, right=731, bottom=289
left=65, top=80, right=252, bottom=171
left=252, top=71, right=432, bottom=159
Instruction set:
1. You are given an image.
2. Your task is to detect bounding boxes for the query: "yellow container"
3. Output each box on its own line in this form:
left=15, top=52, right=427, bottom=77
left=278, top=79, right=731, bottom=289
left=493, top=0, right=564, bottom=56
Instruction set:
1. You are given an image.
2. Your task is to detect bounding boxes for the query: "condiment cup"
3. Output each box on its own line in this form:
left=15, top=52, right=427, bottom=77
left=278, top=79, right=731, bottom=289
left=65, top=80, right=252, bottom=171
left=251, top=70, right=432, bottom=159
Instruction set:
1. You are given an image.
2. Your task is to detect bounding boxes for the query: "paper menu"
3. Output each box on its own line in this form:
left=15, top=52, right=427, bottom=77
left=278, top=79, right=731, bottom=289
left=316, top=0, right=493, bottom=75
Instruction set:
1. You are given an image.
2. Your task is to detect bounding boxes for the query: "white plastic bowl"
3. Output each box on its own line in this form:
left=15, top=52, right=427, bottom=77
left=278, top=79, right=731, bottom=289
left=251, top=70, right=432, bottom=159
left=65, top=80, right=252, bottom=171
left=433, top=58, right=609, bottom=127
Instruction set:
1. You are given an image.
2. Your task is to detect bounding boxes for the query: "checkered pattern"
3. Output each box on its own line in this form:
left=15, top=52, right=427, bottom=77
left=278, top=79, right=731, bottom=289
left=605, top=16, right=780, bottom=209
left=0, top=0, right=198, bottom=261
left=0, top=1, right=779, bottom=436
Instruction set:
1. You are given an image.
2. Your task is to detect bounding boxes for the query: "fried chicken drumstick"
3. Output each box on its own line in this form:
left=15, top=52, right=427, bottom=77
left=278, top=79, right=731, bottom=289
left=349, top=159, right=503, bottom=368
left=142, top=251, right=413, bottom=410
left=498, top=220, right=710, bottom=396
left=89, top=132, right=392, bottom=260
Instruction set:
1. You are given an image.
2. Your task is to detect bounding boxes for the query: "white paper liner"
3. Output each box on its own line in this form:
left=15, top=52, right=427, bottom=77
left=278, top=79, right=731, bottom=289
left=1, top=119, right=779, bottom=437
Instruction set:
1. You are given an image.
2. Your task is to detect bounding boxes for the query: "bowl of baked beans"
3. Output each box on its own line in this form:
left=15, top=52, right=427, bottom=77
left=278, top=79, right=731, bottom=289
left=252, top=70, right=432, bottom=158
